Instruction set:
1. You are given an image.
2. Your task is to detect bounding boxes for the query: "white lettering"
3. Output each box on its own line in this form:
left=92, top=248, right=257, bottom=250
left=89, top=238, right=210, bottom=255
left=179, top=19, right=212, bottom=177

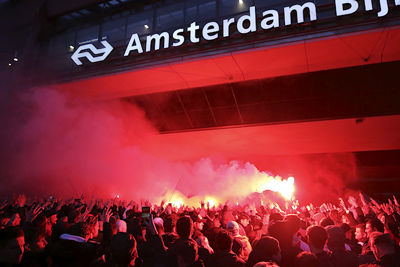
left=78, top=3, right=400, bottom=65
left=124, top=33, right=143, bottom=56
left=187, top=22, right=200, bottom=43
left=223, top=18, right=235, bottom=37
left=377, top=0, right=389, bottom=17
left=364, top=0, right=373, bottom=10
left=335, top=0, right=359, bottom=16
left=237, top=6, right=257, bottom=34
left=261, top=10, right=280, bottom=30
left=172, top=28, right=185, bottom=47
left=202, top=22, right=219, bottom=40
left=146, top=32, right=169, bottom=52
left=284, top=2, right=317, bottom=25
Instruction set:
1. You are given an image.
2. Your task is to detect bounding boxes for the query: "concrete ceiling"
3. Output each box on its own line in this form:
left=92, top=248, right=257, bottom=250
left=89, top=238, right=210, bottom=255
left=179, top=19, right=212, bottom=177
left=136, top=115, right=400, bottom=161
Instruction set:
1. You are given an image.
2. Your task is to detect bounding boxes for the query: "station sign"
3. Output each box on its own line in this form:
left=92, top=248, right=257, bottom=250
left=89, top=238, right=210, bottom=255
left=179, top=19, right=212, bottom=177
left=71, top=0, right=400, bottom=65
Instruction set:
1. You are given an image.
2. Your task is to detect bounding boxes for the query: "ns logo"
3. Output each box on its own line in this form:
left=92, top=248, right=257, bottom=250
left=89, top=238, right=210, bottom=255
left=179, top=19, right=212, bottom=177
left=71, top=40, right=113, bottom=65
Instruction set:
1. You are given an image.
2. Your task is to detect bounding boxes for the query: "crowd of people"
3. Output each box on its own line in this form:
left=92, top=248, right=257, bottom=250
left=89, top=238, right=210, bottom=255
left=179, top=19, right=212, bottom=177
left=0, top=192, right=399, bottom=267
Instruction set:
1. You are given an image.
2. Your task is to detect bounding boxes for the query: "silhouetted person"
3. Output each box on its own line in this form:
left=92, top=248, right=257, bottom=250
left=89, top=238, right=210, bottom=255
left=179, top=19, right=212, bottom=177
left=111, top=232, right=138, bottom=266
left=209, top=229, right=245, bottom=267
left=369, top=232, right=400, bottom=267
left=247, top=236, right=281, bottom=267
left=307, top=225, right=333, bottom=267
left=268, top=220, right=302, bottom=267
left=175, top=238, right=204, bottom=267
left=0, top=226, right=25, bottom=266
left=49, top=222, right=101, bottom=267
left=295, top=251, right=318, bottom=267
left=168, top=216, right=195, bottom=267
left=162, top=215, right=179, bottom=248
left=92, top=232, right=138, bottom=267
left=325, top=225, right=358, bottom=267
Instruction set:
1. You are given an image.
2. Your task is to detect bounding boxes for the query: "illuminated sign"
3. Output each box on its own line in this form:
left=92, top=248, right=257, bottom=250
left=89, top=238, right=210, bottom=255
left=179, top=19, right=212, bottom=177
left=71, top=0, right=399, bottom=65
left=71, top=40, right=113, bottom=65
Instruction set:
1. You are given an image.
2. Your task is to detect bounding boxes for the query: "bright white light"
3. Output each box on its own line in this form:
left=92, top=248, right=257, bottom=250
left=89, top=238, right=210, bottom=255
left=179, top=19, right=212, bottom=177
left=8, top=63, right=12, bottom=66
left=13, top=57, right=18, bottom=62
left=257, top=176, right=295, bottom=200
left=69, top=45, right=75, bottom=51
left=144, top=24, right=149, bottom=29
left=238, top=0, right=244, bottom=5
left=206, top=197, right=217, bottom=207
left=172, top=199, right=183, bottom=208
left=116, top=195, right=120, bottom=199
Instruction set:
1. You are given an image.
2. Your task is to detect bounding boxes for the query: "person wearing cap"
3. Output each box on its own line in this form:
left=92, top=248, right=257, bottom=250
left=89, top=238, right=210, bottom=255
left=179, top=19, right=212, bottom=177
left=226, top=221, right=252, bottom=261
left=45, top=208, right=58, bottom=227
left=190, top=213, right=214, bottom=265
left=238, top=213, right=252, bottom=237
left=191, top=213, right=205, bottom=240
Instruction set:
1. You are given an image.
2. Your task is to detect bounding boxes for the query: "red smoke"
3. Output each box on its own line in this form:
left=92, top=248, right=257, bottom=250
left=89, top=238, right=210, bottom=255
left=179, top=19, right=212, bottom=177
left=0, top=88, right=357, bottom=204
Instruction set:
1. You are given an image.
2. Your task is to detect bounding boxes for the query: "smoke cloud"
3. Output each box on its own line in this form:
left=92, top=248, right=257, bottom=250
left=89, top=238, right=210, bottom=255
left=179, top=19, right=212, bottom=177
left=0, top=88, right=357, bottom=204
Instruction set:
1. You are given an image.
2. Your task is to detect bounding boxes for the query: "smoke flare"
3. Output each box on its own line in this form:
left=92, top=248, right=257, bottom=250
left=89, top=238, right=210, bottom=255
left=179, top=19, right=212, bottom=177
left=0, top=88, right=356, bottom=204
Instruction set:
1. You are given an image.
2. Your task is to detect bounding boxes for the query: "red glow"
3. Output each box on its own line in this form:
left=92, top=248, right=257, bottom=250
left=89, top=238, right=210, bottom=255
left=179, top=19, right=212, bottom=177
left=0, top=88, right=390, bottom=204
left=51, top=27, right=400, bottom=100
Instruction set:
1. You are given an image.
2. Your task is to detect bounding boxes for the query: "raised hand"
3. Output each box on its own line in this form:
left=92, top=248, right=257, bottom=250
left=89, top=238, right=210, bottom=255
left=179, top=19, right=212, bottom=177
left=101, top=206, right=112, bottom=223
left=327, top=203, right=335, bottom=211
left=382, top=203, right=394, bottom=216
left=26, top=204, right=42, bottom=223
left=348, top=196, right=358, bottom=208
left=393, top=196, right=399, bottom=207
left=0, top=200, right=8, bottom=210
left=78, top=197, right=95, bottom=223
left=369, top=197, right=380, bottom=207
left=88, top=197, right=95, bottom=212
left=359, top=193, right=366, bottom=204
left=320, top=203, right=328, bottom=213
left=160, top=199, right=166, bottom=208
